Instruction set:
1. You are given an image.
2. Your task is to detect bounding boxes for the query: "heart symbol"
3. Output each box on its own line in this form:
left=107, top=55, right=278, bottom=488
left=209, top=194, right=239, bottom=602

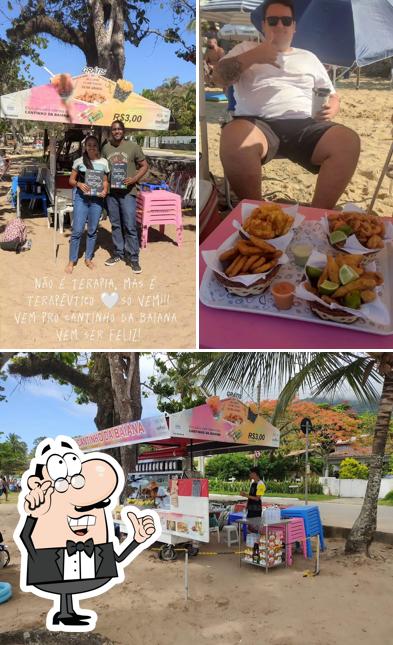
left=101, top=292, right=119, bottom=309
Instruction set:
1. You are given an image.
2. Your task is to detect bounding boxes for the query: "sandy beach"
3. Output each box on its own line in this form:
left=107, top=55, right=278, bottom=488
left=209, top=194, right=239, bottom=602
left=0, top=154, right=196, bottom=349
left=205, top=78, right=393, bottom=217
left=1, top=503, right=393, bottom=645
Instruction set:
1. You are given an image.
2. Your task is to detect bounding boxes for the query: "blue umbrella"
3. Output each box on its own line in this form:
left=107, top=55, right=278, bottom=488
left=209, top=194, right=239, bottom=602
left=250, top=0, right=393, bottom=67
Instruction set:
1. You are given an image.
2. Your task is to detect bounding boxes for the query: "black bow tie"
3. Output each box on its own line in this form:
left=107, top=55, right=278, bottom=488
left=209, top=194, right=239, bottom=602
left=66, top=538, right=94, bottom=557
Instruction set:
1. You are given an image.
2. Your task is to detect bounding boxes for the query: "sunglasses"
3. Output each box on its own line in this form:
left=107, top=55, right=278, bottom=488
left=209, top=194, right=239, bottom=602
left=266, top=16, right=294, bottom=26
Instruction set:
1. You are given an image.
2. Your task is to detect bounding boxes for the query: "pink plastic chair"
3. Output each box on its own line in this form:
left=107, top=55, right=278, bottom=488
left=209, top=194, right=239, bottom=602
left=263, top=517, right=307, bottom=565
left=136, top=189, right=183, bottom=248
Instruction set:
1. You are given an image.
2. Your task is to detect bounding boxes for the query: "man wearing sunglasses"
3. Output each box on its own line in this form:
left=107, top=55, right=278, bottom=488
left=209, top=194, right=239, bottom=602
left=216, top=0, right=360, bottom=209
left=102, top=120, right=148, bottom=273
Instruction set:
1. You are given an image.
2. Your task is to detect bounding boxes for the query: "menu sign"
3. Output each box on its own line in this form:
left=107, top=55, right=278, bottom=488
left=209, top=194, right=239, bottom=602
left=111, top=162, right=127, bottom=189
left=170, top=397, right=280, bottom=448
left=85, top=169, right=104, bottom=196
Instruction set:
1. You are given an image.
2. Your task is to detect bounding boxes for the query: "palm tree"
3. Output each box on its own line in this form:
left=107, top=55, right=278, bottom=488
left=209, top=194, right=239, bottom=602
left=194, top=352, right=392, bottom=555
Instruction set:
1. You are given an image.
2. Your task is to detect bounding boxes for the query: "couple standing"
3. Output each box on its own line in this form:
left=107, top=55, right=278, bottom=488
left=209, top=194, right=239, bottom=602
left=66, top=119, right=148, bottom=274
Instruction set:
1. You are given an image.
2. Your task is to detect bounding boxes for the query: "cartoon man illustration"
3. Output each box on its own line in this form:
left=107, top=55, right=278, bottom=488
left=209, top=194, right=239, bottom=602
left=14, top=436, right=161, bottom=632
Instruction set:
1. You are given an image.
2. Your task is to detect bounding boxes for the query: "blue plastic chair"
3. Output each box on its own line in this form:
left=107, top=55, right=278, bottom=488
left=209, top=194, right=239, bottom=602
left=140, top=180, right=170, bottom=192
left=280, top=505, right=325, bottom=557
left=12, top=175, right=48, bottom=216
left=228, top=512, right=248, bottom=541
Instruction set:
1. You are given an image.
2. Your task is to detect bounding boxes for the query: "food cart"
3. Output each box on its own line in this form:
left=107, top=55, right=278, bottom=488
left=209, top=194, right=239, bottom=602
left=0, top=69, right=171, bottom=256
left=75, top=396, right=281, bottom=560
left=126, top=456, right=209, bottom=560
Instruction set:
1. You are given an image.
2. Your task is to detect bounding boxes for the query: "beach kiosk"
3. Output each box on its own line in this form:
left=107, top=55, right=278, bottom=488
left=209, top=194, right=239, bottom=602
left=75, top=396, right=280, bottom=560
left=0, top=70, right=171, bottom=256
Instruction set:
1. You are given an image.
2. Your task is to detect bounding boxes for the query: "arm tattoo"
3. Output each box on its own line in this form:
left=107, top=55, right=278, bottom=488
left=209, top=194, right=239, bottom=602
left=217, top=58, right=243, bottom=85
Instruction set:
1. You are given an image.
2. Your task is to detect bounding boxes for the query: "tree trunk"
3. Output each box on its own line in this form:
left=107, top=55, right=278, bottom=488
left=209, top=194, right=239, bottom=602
left=89, top=352, right=117, bottom=429
left=107, top=353, right=142, bottom=501
left=345, top=372, right=393, bottom=555
left=8, top=0, right=126, bottom=81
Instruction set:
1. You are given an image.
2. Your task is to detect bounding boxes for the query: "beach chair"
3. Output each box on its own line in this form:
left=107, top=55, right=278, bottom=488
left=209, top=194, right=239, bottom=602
left=209, top=513, right=220, bottom=543
left=45, top=172, right=73, bottom=234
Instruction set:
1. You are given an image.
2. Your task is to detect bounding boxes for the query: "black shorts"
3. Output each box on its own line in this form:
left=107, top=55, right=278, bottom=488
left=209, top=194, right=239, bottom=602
left=231, top=116, right=337, bottom=174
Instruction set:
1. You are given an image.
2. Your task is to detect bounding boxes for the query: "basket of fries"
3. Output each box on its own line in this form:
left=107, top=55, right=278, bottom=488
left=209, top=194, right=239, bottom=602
left=322, top=209, right=393, bottom=262
left=237, top=201, right=305, bottom=245
left=296, top=251, right=387, bottom=325
left=202, top=232, right=288, bottom=297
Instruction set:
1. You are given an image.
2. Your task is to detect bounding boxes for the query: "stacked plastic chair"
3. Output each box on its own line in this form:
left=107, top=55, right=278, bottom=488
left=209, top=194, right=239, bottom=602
left=136, top=189, right=183, bottom=248
left=262, top=517, right=308, bottom=565
left=280, top=505, right=325, bottom=557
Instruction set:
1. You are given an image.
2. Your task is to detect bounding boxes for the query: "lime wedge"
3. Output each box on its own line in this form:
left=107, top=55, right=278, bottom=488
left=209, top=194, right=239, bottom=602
left=319, top=280, right=339, bottom=295
left=337, top=224, right=353, bottom=236
left=306, top=265, right=323, bottom=286
left=306, top=265, right=323, bottom=281
left=344, top=291, right=361, bottom=309
left=339, top=264, right=359, bottom=285
left=329, top=230, right=347, bottom=245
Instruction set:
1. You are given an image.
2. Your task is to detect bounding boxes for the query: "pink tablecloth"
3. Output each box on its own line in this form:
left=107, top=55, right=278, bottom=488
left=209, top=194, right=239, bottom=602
left=199, top=201, right=393, bottom=349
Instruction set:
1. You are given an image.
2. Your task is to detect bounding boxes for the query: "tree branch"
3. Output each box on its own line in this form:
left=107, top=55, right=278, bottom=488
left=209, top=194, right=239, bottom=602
left=8, top=353, right=96, bottom=399
left=7, top=16, right=85, bottom=51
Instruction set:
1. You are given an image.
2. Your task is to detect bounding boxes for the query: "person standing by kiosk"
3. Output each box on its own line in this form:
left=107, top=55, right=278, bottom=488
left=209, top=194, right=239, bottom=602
left=241, top=468, right=266, bottom=519
left=102, top=120, right=149, bottom=274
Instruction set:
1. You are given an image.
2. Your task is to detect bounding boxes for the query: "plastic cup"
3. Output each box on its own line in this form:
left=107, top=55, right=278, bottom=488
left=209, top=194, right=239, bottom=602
left=271, top=281, right=295, bottom=310
left=292, top=242, right=313, bottom=267
left=312, top=88, right=331, bottom=118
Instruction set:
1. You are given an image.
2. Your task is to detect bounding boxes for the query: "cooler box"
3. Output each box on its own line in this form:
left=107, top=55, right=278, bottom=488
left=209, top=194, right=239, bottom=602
left=199, top=179, right=221, bottom=243
left=55, top=173, right=72, bottom=189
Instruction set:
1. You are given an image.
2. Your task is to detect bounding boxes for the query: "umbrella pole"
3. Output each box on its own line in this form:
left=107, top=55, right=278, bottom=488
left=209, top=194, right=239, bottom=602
left=49, top=132, right=57, bottom=262
left=199, top=22, right=210, bottom=180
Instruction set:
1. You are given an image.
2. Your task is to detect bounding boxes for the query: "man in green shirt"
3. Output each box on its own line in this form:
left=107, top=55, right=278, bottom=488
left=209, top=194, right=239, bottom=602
left=102, top=120, right=148, bottom=273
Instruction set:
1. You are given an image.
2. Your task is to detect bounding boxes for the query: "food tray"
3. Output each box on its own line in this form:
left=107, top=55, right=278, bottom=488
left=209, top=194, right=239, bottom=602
left=200, top=221, right=393, bottom=336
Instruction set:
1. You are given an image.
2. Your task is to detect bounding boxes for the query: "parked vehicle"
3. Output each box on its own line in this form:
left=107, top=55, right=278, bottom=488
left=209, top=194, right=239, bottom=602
left=0, top=532, right=10, bottom=568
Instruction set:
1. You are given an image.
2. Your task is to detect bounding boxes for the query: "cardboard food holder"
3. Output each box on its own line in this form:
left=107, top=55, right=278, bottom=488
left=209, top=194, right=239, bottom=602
left=295, top=250, right=390, bottom=325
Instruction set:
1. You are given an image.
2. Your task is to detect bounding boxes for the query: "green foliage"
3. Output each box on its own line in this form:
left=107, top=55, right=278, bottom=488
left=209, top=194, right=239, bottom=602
left=30, top=436, right=49, bottom=458
left=330, top=402, right=353, bottom=413
left=339, top=457, right=369, bottom=480
left=383, top=490, right=393, bottom=503
left=0, top=433, right=29, bottom=476
left=205, top=454, right=251, bottom=480
left=142, top=352, right=206, bottom=413
left=0, top=370, right=7, bottom=403
left=387, top=453, right=393, bottom=475
left=205, top=451, right=324, bottom=481
left=141, top=82, right=195, bottom=135
left=208, top=478, right=323, bottom=495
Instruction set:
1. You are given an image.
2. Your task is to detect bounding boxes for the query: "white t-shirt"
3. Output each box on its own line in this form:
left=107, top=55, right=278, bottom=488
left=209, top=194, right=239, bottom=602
left=72, top=156, right=110, bottom=174
left=223, top=42, right=335, bottom=119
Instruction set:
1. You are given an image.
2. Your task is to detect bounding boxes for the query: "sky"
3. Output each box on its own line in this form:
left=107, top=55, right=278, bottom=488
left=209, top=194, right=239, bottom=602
left=0, top=2, right=195, bottom=92
left=0, top=355, right=161, bottom=450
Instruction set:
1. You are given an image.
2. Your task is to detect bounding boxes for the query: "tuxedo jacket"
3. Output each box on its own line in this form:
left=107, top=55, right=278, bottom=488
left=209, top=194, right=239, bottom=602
left=20, top=516, right=139, bottom=586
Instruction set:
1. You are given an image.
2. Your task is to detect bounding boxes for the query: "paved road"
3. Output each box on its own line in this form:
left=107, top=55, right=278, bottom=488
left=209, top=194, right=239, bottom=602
left=310, top=500, right=393, bottom=533
left=210, top=494, right=393, bottom=533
